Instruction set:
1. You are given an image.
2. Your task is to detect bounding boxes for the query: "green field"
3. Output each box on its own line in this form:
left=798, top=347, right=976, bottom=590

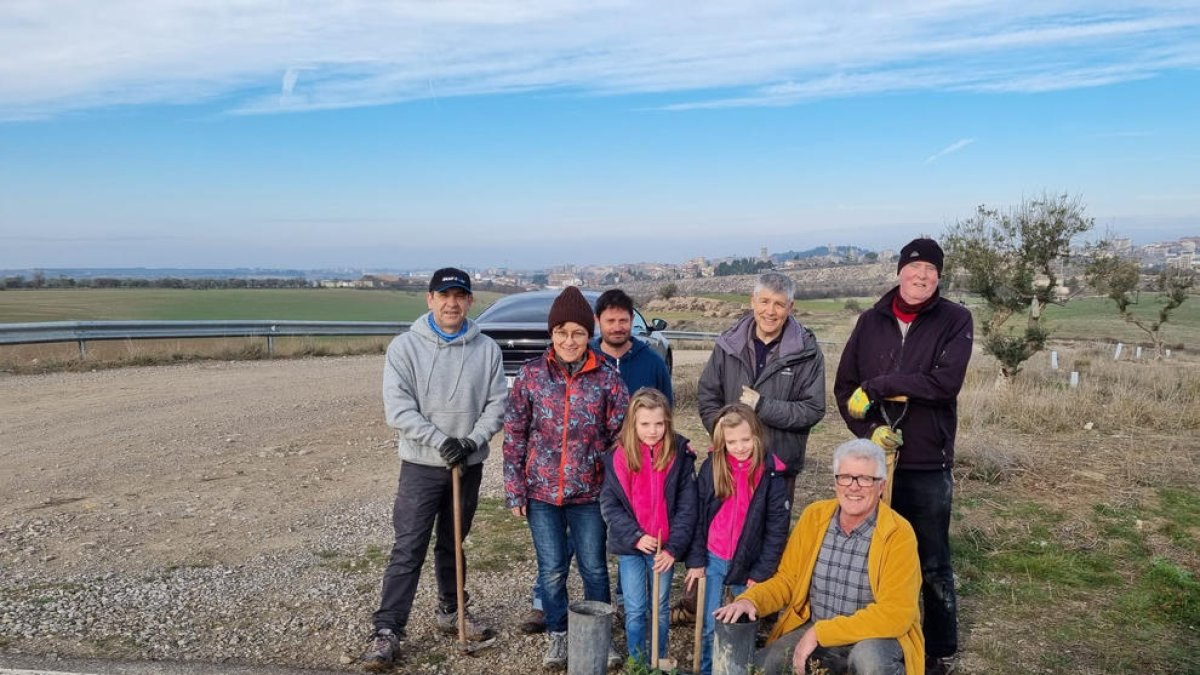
left=0, top=288, right=505, bottom=323
left=2, top=288, right=1195, bottom=351
left=1041, top=295, right=1200, bottom=345
left=697, top=291, right=1198, bottom=348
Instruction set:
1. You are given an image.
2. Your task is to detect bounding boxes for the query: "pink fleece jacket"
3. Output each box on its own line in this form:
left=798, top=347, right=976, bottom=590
left=613, top=441, right=675, bottom=545
left=707, top=455, right=763, bottom=560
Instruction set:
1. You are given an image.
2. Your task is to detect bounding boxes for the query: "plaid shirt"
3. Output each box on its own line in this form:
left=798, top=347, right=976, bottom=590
left=810, top=507, right=876, bottom=621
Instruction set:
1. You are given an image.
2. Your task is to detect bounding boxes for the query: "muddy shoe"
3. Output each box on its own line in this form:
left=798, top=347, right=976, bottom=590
left=926, top=655, right=957, bottom=675
left=606, top=641, right=622, bottom=670
left=543, top=630, right=568, bottom=670
left=362, top=628, right=401, bottom=673
left=669, top=593, right=696, bottom=626
left=435, top=606, right=496, bottom=641
left=518, top=608, right=547, bottom=634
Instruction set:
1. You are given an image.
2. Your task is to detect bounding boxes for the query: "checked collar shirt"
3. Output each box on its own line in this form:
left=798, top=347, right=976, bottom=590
left=810, top=507, right=877, bottom=622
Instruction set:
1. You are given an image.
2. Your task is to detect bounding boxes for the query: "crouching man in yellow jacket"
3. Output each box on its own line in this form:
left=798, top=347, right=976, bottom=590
left=714, top=439, right=924, bottom=675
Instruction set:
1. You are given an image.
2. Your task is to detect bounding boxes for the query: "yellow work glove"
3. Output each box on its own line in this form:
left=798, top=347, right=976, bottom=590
left=847, top=386, right=872, bottom=419
left=739, top=385, right=761, bottom=409
left=870, top=425, right=903, bottom=451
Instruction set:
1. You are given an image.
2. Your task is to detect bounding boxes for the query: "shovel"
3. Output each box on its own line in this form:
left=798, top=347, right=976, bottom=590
left=650, top=533, right=662, bottom=669
left=452, top=463, right=498, bottom=655
left=880, top=396, right=909, bottom=505
left=692, top=576, right=706, bottom=674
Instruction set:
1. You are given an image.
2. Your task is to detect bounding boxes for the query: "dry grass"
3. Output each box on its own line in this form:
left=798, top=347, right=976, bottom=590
left=0, top=336, right=391, bottom=375
left=959, top=345, right=1200, bottom=434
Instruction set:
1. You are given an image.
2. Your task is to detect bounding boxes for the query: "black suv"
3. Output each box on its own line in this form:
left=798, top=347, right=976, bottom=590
left=475, top=289, right=671, bottom=386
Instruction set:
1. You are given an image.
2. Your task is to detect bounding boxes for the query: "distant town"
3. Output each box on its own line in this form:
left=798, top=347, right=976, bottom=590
left=2, top=237, right=1198, bottom=291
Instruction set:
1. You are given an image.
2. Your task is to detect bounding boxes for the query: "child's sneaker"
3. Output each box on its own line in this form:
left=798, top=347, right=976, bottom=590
left=543, top=630, right=568, bottom=670
left=606, top=641, right=622, bottom=670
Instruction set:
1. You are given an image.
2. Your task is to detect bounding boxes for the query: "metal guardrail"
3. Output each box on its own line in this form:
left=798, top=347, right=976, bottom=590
left=659, top=329, right=720, bottom=341
left=0, top=320, right=412, bottom=358
left=0, top=320, right=724, bottom=359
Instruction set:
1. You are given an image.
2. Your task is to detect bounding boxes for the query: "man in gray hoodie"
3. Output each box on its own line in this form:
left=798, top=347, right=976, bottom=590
left=364, top=267, right=508, bottom=672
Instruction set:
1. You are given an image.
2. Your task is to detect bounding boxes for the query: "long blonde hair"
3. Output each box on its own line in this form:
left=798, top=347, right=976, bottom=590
left=710, top=402, right=765, bottom=500
left=618, top=387, right=676, bottom=473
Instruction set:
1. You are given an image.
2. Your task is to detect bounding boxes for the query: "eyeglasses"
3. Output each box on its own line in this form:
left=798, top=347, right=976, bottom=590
left=551, top=329, right=590, bottom=342
left=835, top=474, right=881, bottom=487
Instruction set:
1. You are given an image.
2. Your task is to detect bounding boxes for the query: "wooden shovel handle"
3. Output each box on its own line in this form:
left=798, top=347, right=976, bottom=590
left=452, top=464, right=466, bottom=645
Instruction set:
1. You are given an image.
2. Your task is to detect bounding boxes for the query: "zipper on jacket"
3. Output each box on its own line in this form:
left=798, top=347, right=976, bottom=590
left=557, top=365, right=573, bottom=506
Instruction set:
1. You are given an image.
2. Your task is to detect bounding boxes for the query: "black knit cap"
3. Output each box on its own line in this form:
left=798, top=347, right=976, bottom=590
left=897, top=238, right=944, bottom=276
left=547, top=286, right=595, bottom=335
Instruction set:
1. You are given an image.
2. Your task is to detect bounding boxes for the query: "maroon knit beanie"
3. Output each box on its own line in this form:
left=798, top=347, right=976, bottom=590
left=547, top=286, right=595, bottom=335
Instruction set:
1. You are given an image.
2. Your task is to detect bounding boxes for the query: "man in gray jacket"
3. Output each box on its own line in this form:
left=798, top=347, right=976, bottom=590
left=364, top=267, right=507, bottom=672
left=698, top=272, right=825, bottom=508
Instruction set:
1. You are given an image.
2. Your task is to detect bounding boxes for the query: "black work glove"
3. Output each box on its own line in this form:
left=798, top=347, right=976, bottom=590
left=438, top=438, right=469, bottom=467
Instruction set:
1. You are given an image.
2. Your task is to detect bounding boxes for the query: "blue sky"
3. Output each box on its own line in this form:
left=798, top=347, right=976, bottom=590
left=1, top=1, right=1198, bottom=270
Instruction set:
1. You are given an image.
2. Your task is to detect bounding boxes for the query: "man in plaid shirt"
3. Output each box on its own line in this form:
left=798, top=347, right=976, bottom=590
left=714, top=439, right=924, bottom=675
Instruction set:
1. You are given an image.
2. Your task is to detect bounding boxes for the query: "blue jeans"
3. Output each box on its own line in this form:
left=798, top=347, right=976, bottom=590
left=701, top=552, right=746, bottom=675
left=756, top=622, right=905, bottom=675
left=527, top=500, right=611, bottom=632
left=890, top=468, right=956, bottom=658
left=618, top=554, right=673, bottom=661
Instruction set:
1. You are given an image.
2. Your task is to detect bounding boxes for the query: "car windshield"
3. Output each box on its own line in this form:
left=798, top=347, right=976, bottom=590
left=477, top=291, right=650, bottom=335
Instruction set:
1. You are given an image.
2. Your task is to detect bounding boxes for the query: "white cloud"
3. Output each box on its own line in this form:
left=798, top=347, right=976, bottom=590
left=1, top=1, right=1198, bottom=119
left=925, top=138, right=975, bottom=163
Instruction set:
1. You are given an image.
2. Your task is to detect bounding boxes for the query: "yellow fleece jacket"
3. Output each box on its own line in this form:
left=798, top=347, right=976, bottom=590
left=739, top=498, right=924, bottom=674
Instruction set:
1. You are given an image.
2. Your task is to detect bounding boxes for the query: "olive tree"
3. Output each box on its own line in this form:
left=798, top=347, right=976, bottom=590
left=943, top=193, right=1093, bottom=379
left=1086, top=253, right=1194, bottom=359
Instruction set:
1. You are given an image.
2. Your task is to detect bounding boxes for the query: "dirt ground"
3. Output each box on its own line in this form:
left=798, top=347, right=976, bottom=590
left=4, top=346, right=1197, bottom=675
left=0, top=355, right=398, bottom=575
left=0, top=351, right=724, bottom=673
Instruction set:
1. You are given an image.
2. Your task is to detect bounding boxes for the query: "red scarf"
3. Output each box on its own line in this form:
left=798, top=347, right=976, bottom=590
left=892, top=293, right=935, bottom=323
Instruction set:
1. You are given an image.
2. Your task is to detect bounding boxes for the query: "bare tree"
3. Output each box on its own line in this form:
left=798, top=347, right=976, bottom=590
left=944, top=193, right=1093, bottom=379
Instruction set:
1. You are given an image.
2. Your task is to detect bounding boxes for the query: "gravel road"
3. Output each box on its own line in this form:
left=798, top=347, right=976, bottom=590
left=0, top=353, right=715, bottom=674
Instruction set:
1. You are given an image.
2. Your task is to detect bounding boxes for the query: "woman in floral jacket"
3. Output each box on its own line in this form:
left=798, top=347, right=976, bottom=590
left=503, top=285, right=629, bottom=670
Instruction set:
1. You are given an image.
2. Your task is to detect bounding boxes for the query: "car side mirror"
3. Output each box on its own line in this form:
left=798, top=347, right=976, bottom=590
left=649, top=318, right=668, bottom=333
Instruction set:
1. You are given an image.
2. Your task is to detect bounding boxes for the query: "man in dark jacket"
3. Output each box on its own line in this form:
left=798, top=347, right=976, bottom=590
left=592, top=288, right=673, bottom=404
left=834, top=237, right=973, bottom=675
left=698, top=271, right=826, bottom=506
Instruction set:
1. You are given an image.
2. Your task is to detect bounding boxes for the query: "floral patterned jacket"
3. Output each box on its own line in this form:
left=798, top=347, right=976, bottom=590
left=503, top=347, right=629, bottom=508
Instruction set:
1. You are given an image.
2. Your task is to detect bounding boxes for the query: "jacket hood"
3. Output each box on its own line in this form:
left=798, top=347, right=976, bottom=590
left=716, top=312, right=815, bottom=360
left=410, top=312, right=482, bottom=345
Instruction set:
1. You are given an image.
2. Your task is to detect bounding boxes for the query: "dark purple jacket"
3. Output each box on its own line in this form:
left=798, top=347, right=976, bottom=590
left=697, top=314, right=825, bottom=477
left=834, top=287, right=974, bottom=470
left=599, top=434, right=698, bottom=560
left=685, top=452, right=791, bottom=586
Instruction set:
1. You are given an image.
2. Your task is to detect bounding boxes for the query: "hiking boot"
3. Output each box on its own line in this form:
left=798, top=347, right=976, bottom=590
left=543, top=630, right=568, bottom=670
left=606, top=641, right=622, bottom=670
left=362, top=628, right=401, bottom=672
left=669, top=593, right=696, bottom=626
left=926, top=655, right=957, bottom=675
left=518, top=608, right=547, bottom=634
left=435, top=606, right=496, bottom=641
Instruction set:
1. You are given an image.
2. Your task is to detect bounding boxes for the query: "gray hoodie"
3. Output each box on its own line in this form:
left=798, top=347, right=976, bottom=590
left=382, top=313, right=507, bottom=468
